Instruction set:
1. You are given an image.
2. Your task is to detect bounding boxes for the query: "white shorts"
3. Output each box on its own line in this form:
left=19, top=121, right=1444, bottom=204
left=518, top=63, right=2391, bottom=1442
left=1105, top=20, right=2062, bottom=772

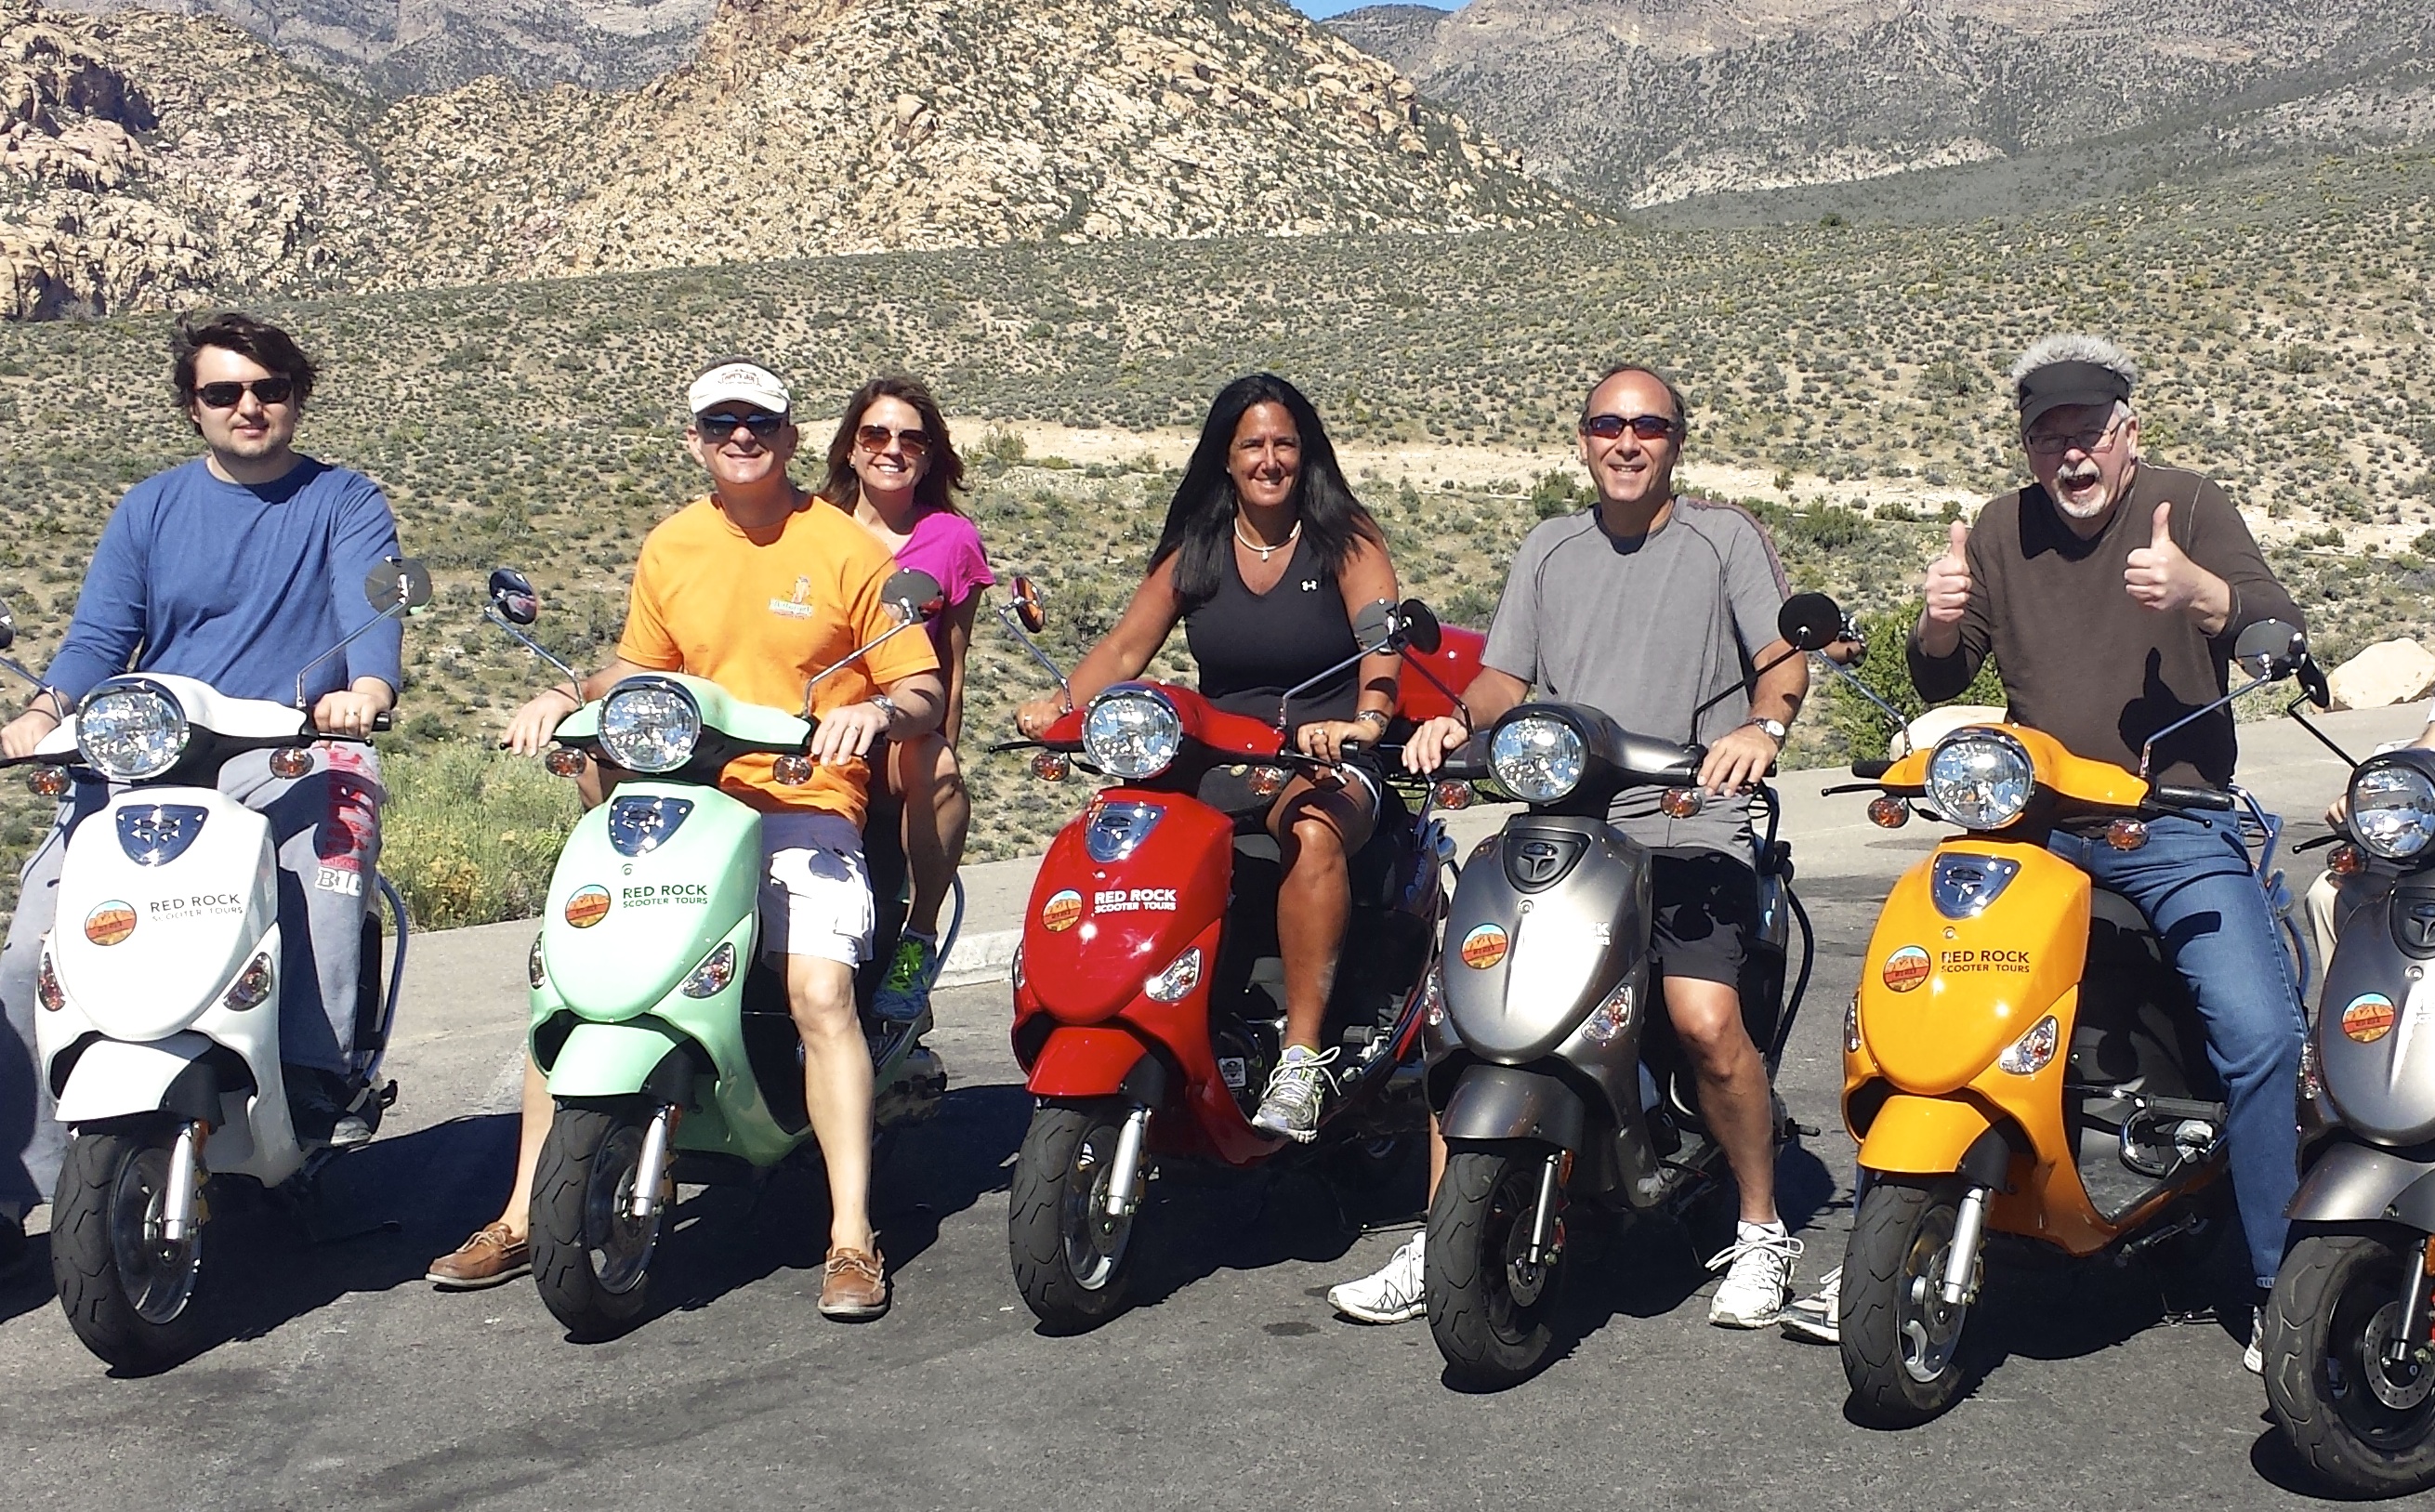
left=757, top=810, right=874, bottom=966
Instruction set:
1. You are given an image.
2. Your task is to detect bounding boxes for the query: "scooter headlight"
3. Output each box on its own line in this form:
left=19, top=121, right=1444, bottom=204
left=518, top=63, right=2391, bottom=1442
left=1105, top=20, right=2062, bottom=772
left=1082, top=686, right=1182, bottom=780
left=1490, top=715, right=1586, bottom=804
left=2349, top=758, right=2435, bottom=861
left=76, top=678, right=191, bottom=782
left=597, top=678, right=702, bottom=775
left=1926, top=729, right=2034, bottom=831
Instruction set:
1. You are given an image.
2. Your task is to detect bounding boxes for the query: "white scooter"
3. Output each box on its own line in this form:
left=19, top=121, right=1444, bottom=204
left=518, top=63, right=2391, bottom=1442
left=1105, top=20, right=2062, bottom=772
left=0, top=559, right=425, bottom=1372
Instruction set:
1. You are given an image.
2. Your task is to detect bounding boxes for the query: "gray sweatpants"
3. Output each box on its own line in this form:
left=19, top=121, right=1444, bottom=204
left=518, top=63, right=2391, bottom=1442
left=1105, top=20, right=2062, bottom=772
left=0, top=744, right=383, bottom=1211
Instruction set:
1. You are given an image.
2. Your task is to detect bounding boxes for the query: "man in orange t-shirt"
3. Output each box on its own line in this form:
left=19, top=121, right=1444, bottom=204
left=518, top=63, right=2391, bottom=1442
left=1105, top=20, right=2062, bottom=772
left=428, top=358, right=943, bottom=1319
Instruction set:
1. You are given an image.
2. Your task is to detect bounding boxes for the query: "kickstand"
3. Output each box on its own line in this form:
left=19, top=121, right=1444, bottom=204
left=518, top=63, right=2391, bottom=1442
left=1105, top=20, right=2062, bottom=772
left=281, top=1160, right=402, bottom=1247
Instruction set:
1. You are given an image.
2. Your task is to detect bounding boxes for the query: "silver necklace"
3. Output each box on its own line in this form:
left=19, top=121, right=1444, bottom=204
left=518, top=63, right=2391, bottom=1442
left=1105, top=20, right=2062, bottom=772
left=1232, top=515, right=1301, bottom=561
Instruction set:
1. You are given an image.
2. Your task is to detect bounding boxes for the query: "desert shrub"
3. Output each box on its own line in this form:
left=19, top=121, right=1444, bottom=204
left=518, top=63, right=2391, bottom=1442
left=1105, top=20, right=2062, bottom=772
left=381, top=743, right=580, bottom=930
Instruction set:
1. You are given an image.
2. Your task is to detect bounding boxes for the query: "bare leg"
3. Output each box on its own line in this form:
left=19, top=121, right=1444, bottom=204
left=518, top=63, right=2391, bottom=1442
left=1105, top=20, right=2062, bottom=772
left=896, top=737, right=967, bottom=940
left=1665, top=976, right=1777, bottom=1225
left=495, top=1057, right=553, bottom=1239
left=1270, top=779, right=1371, bottom=1051
left=788, top=953, right=875, bottom=1252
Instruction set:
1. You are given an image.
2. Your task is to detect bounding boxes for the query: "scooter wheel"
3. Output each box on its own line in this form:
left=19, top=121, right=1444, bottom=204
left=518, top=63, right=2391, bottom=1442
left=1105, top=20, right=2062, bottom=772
left=1839, top=1176, right=1980, bottom=1427
left=51, top=1125, right=205, bottom=1374
left=1426, top=1148, right=1565, bottom=1389
left=1007, top=1101, right=1137, bottom=1333
left=531, top=1106, right=662, bottom=1340
left=2265, top=1229, right=2435, bottom=1496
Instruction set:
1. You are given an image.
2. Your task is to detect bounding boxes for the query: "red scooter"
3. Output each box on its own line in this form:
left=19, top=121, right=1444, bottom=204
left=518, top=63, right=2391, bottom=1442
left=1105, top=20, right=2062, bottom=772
left=993, top=581, right=1482, bottom=1329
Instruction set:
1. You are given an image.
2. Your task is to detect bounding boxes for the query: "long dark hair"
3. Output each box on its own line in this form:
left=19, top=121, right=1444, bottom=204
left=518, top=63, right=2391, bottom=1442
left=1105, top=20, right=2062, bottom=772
left=820, top=374, right=967, bottom=515
left=1152, top=374, right=1380, bottom=611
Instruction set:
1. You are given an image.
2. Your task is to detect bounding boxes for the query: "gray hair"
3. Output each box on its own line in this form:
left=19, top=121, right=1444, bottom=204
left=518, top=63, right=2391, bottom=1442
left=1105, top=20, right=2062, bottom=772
left=2008, top=334, right=2139, bottom=393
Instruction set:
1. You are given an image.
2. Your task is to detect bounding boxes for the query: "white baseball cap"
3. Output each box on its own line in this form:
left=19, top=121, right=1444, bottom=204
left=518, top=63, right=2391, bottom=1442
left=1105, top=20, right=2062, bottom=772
left=687, top=358, right=791, bottom=417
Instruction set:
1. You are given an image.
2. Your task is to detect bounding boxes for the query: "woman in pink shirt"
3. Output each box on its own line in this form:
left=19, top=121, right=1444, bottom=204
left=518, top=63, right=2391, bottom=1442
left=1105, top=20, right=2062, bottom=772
left=820, top=375, right=995, bottom=1020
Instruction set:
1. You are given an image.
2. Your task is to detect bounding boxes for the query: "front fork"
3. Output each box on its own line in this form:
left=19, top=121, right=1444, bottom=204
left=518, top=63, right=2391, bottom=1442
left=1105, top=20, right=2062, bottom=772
left=2386, top=1233, right=2435, bottom=1370
left=1941, top=1183, right=1993, bottom=1307
left=628, top=1104, right=680, bottom=1221
left=158, top=1121, right=206, bottom=1244
left=1524, top=1150, right=1563, bottom=1268
left=1103, top=1105, right=1152, bottom=1219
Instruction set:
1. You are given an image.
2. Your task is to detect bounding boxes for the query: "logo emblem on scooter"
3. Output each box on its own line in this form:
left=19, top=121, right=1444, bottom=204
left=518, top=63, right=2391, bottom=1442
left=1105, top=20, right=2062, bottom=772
left=564, top=884, right=612, bottom=929
left=1459, top=923, right=1509, bottom=969
left=1042, top=888, right=1083, bottom=932
left=1882, top=944, right=1931, bottom=993
left=83, top=901, right=136, bottom=946
left=2342, top=992, right=2398, bottom=1045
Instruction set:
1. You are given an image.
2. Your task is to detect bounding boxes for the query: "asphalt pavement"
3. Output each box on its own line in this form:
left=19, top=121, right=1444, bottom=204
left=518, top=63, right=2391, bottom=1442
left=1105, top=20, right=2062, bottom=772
left=2, top=705, right=2430, bottom=1511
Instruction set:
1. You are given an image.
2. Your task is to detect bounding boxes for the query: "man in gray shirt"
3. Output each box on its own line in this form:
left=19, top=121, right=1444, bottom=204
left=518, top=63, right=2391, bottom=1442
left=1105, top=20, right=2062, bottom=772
left=1324, top=363, right=1812, bottom=1331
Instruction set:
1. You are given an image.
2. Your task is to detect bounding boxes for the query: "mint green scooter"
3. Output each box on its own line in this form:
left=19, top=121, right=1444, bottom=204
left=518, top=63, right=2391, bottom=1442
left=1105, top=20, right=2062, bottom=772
left=482, top=566, right=954, bottom=1338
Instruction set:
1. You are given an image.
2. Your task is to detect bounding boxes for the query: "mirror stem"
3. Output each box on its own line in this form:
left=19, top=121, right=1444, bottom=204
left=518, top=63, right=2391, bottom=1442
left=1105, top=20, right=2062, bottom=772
left=292, top=598, right=415, bottom=712
left=992, top=600, right=1072, bottom=697
left=2137, top=668, right=2270, bottom=778
left=485, top=611, right=586, bottom=706
left=799, top=616, right=926, bottom=719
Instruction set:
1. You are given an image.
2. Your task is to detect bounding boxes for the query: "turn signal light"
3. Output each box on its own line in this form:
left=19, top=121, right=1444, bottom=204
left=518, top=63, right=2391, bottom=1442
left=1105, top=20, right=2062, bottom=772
left=28, top=767, right=68, bottom=798
left=545, top=747, right=588, bottom=779
left=772, top=754, right=812, bottom=786
left=1998, top=1014, right=2060, bottom=1075
left=1866, top=795, right=1909, bottom=829
left=679, top=941, right=738, bottom=999
left=1659, top=788, right=1704, bottom=819
left=2298, top=1036, right=2323, bottom=1105
left=2329, top=843, right=2366, bottom=877
left=1432, top=781, right=1474, bottom=810
left=1245, top=766, right=1287, bottom=799
left=35, top=952, right=63, bottom=1012
left=2105, top=818, right=2149, bottom=851
left=527, top=934, right=547, bottom=991
left=221, top=952, right=274, bottom=1011
left=1031, top=751, right=1071, bottom=782
left=269, top=746, right=314, bottom=780
left=1144, top=947, right=1203, bottom=1004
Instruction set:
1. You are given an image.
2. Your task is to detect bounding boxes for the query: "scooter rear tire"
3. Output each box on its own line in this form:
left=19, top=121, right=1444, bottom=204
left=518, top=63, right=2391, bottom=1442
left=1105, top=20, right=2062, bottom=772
left=1007, top=1101, right=1137, bottom=1333
left=51, top=1124, right=204, bottom=1374
left=1840, top=1175, right=1978, bottom=1427
left=1426, top=1148, right=1564, bottom=1389
left=2264, top=1229, right=2435, bottom=1497
left=531, top=1105, right=661, bottom=1340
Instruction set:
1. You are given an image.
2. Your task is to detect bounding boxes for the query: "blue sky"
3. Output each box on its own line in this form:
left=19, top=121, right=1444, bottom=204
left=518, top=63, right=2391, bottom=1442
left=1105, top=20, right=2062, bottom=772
left=1289, top=1, right=1459, bottom=17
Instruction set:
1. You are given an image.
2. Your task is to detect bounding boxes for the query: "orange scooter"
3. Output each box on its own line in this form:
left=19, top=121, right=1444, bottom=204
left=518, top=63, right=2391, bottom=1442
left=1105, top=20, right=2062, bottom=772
left=1800, top=603, right=2316, bottom=1426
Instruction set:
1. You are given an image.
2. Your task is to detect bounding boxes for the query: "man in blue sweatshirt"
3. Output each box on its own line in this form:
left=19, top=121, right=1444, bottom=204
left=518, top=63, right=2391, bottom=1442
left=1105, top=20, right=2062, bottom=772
left=0, top=312, right=403, bottom=1274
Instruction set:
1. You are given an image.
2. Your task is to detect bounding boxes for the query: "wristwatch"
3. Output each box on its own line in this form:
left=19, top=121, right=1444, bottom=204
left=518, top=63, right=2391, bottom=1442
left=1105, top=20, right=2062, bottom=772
left=1746, top=717, right=1788, bottom=745
left=868, top=692, right=901, bottom=730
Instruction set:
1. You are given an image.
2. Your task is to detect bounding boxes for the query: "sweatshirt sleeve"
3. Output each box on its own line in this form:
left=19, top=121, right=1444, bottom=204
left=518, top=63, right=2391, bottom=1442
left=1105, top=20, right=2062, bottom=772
left=43, top=487, right=154, bottom=702
left=331, top=473, right=406, bottom=694
left=2181, top=474, right=2302, bottom=647
left=1905, top=507, right=1995, bottom=703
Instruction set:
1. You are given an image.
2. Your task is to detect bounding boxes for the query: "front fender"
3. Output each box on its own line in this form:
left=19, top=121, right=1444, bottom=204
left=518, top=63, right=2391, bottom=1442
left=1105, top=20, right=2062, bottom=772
left=53, top=1032, right=221, bottom=1126
left=543, top=1019, right=693, bottom=1099
left=1856, top=1094, right=2000, bottom=1178
left=2288, top=1139, right=2435, bottom=1229
left=1438, top=1064, right=1586, bottom=1150
left=1024, top=1026, right=1152, bottom=1098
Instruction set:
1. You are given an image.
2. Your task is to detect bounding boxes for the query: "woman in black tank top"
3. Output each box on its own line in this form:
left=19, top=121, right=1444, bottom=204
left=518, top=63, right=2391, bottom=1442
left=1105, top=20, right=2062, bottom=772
left=1014, top=375, right=1403, bottom=1142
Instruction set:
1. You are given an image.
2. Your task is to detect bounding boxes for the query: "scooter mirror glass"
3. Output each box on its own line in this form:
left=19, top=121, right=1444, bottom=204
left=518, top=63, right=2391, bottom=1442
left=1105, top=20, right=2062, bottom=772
left=1399, top=598, right=1442, bottom=655
left=1010, top=574, right=1047, bottom=634
left=1778, top=591, right=1847, bottom=652
left=363, top=557, right=433, bottom=613
left=2231, top=618, right=2306, bottom=680
left=2298, top=653, right=2333, bottom=711
left=0, top=599, right=14, bottom=653
left=487, top=567, right=541, bottom=626
left=882, top=569, right=946, bottom=625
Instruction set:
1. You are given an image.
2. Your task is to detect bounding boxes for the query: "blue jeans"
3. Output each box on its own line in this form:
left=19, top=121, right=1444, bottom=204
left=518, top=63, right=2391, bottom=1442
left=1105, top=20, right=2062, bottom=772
left=2048, top=813, right=2305, bottom=1290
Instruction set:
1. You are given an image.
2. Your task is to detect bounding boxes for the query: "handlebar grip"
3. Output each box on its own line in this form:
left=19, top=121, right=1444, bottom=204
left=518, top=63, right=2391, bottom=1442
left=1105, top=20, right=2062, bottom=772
left=370, top=711, right=393, bottom=733
left=1850, top=758, right=1892, bottom=780
left=2152, top=783, right=2236, bottom=811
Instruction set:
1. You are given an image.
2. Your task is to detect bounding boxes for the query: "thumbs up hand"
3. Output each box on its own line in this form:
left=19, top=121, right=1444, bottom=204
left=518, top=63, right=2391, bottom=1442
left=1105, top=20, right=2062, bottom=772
left=1923, top=519, right=1973, bottom=626
left=2125, top=501, right=2202, bottom=615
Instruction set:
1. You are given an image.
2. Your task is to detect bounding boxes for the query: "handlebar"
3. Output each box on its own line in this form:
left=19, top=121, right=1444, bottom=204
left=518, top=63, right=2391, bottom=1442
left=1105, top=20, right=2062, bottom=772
left=2150, top=783, right=2236, bottom=812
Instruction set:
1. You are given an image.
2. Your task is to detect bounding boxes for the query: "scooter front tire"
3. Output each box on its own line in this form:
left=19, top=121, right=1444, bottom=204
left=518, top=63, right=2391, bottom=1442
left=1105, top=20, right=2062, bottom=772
left=1007, top=1101, right=1137, bottom=1333
left=51, top=1124, right=205, bottom=1374
left=1839, top=1175, right=1979, bottom=1427
left=2264, top=1229, right=2435, bottom=1497
left=531, top=1105, right=663, bottom=1341
left=1426, top=1148, right=1565, bottom=1389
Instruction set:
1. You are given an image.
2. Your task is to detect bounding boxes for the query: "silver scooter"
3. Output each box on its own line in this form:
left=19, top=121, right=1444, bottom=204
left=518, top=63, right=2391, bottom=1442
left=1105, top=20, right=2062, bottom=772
left=2261, top=677, right=2435, bottom=1496
left=1416, top=597, right=1830, bottom=1387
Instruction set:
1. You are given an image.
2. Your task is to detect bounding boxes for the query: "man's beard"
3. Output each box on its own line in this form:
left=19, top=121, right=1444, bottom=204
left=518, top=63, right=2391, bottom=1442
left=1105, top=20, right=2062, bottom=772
left=2048, top=458, right=2114, bottom=519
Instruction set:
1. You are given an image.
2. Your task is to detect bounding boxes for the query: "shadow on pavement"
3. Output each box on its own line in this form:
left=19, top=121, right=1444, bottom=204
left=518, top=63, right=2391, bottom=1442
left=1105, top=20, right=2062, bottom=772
left=0, top=1233, right=51, bottom=1326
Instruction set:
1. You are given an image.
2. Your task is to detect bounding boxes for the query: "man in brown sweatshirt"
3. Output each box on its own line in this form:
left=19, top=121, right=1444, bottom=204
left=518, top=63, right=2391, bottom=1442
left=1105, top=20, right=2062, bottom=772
left=1903, top=334, right=2306, bottom=1375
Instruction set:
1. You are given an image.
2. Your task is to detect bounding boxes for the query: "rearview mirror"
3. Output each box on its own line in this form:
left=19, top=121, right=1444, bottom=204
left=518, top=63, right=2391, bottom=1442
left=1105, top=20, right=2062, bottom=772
left=1398, top=598, right=1442, bottom=656
left=487, top=567, right=540, bottom=627
left=1778, top=592, right=1847, bottom=653
left=1009, top=575, right=1046, bottom=635
left=2232, top=619, right=2306, bottom=681
left=2298, top=653, right=2331, bottom=711
left=0, top=598, right=14, bottom=654
left=364, top=557, right=433, bottom=614
left=883, top=569, right=947, bottom=625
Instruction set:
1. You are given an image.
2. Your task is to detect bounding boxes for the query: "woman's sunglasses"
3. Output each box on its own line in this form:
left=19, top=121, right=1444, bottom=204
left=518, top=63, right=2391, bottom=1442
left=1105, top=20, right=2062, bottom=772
left=856, top=424, right=932, bottom=457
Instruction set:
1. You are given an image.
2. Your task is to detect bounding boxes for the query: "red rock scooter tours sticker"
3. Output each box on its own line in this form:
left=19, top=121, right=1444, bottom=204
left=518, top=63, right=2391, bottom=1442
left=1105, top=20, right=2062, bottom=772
left=2343, top=993, right=2398, bottom=1044
left=1459, top=923, right=1509, bottom=969
left=1042, top=888, right=1083, bottom=933
left=564, top=884, right=612, bottom=929
left=84, top=901, right=136, bottom=946
left=1882, top=944, right=1931, bottom=993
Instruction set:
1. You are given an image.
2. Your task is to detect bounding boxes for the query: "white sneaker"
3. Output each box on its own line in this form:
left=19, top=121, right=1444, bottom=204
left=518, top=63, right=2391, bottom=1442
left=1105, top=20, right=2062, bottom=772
left=1329, top=1233, right=1425, bottom=1324
left=1250, top=1045, right=1337, bottom=1143
left=2244, top=1303, right=2264, bottom=1374
left=1779, top=1265, right=1840, bottom=1344
left=1707, top=1222, right=1802, bottom=1328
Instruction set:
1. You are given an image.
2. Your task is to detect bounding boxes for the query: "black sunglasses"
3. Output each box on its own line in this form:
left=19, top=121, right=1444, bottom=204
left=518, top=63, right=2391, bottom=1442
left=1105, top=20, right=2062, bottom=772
left=695, top=411, right=786, bottom=439
left=194, top=377, right=296, bottom=409
left=1582, top=412, right=1681, bottom=441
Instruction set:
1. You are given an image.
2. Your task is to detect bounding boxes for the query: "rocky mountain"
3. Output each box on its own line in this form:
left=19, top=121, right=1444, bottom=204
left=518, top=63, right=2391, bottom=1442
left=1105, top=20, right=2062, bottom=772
left=0, top=0, right=1586, bottom=317
left=1327, top=0, right=2435, bottom=206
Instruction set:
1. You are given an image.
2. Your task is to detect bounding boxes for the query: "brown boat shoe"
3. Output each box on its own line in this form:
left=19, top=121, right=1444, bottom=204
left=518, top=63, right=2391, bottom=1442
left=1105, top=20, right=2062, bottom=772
left=818, top=1242, right=888, bottom=1320
left=427, top=1221, right=532, bottom=1289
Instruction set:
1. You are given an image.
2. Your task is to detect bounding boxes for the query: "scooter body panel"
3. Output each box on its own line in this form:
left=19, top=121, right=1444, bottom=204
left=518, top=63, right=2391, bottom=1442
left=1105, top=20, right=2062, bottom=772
left=1441, top=817, right=1652, bottom=1064
left=536, top=782, right=762, bottom=1022
left=2287, top=1137, right=2435, bottom=1229
left=2316, top=874, right=2435, bottom=1147
left=1018, top=793, right=1233, bottom=1025
left=1023, top=1024, right=1156, bottom=1098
